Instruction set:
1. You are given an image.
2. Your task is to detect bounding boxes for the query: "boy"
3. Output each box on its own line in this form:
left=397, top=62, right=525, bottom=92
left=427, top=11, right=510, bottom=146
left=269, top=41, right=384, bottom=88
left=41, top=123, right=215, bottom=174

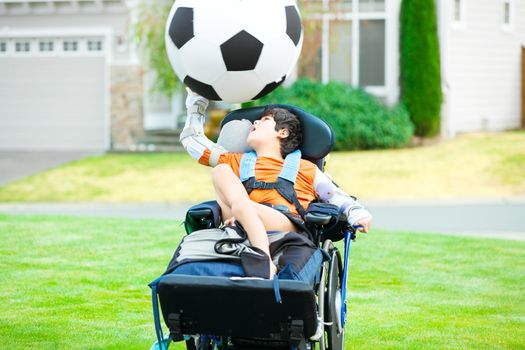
left=180, top=90, right=372, bottom=278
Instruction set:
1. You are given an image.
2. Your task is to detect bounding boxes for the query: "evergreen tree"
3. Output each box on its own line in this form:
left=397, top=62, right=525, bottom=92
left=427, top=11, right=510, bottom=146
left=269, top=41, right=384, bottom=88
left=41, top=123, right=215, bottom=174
left=400, top=0, right=443, bottom=136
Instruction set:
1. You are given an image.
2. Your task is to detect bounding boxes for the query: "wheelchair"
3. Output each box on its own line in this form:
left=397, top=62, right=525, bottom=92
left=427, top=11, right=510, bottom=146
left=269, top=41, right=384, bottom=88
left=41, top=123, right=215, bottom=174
left=149, top=105, right=359, bottom=350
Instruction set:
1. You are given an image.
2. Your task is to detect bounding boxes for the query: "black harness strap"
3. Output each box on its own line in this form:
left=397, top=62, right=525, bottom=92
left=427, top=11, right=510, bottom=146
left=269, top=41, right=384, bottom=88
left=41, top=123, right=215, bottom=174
left=242, top=177, right=307, bottom=219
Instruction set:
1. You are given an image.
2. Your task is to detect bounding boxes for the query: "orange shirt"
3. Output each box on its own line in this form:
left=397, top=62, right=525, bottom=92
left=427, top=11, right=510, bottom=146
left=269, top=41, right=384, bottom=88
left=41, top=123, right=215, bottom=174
left=199, top=150, right=317, bottom=215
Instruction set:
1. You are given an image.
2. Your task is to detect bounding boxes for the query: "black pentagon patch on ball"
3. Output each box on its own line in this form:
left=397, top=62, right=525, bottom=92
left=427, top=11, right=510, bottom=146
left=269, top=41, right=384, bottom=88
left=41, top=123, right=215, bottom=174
left=285, top=6, right=302, bottom=46
left=252, top=76, right=286, bottom=100
left=168, top=7, right=194, bottom=49
left=220, top=30, right=263, bottom=71
left=184, top=76, right=221, bottom=101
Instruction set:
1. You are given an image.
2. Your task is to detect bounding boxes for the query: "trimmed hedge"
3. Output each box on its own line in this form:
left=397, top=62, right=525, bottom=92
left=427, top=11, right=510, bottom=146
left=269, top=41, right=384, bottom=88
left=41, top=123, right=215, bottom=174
left=400, top=0, right=443, bottom=136
left=253, top=79, right=414, bottom=151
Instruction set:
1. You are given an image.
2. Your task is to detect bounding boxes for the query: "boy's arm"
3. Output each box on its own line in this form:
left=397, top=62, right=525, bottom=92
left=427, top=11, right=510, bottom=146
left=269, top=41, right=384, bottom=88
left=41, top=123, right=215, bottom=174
left=313, top=168, right=372, bottom=232
left=179, top=89, right=228, bottom=166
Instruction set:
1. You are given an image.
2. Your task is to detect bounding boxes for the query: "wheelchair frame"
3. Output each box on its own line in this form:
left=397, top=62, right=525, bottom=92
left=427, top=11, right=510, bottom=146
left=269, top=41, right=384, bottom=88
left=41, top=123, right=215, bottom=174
left=151, top=202, right=356, bottom=350
left=150, top=104, right=358, bottom=350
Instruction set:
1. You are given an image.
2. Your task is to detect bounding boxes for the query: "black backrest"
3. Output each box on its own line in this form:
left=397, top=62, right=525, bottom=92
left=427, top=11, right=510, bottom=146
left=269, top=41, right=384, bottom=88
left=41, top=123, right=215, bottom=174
left=221, top=104, right=334, bottom=170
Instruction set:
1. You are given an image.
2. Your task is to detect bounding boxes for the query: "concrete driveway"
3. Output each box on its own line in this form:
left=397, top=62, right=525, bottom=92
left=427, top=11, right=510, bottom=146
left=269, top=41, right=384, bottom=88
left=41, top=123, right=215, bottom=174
left=0, top=151, right=100, bottom=186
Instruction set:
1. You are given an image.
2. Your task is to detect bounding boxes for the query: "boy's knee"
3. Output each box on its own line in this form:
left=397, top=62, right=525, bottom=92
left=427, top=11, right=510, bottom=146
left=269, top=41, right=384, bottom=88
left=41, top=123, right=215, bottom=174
left=212, top=163, right=232, bottom=179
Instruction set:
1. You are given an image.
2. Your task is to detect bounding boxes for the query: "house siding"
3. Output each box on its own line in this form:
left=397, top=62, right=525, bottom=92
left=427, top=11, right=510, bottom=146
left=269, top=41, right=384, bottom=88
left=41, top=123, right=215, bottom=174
left=445, top=0, right=525, bottom=133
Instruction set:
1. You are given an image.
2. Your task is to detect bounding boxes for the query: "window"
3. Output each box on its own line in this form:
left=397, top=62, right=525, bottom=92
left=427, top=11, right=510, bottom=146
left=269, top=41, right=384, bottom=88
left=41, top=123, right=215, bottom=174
left=0, top=41, right=6, bottom=53
left=454, top=0, right=461, bottom=21
left=298, top=19, right=322, bottom=81
left=39, top=40, right=54, bottom=52
left=330, top=0, right=352, bottom=12
left=329, top=20, right=352, bottom=84
left=359, top=0, right=385, bottom=12
left=15, top=41, right=30, bottom=52
left=87, top=40, right=103, bottom=51
left=63, top=40, right=78, bottom=52
left=297, top=0, right=387, bottom=91
left=359, top=19, right=385, bottom=86
left=502, top=0, right=512, bottom=29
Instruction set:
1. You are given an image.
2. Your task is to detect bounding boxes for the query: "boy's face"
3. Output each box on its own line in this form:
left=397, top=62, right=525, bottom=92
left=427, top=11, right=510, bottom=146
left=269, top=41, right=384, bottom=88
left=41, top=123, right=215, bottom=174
left=246, top=114, right=289, bottom=149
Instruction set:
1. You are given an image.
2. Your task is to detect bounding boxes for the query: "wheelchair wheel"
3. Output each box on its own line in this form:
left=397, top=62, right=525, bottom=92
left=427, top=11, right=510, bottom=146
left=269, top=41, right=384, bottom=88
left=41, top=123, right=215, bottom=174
left=324, top=244, right=344, bottom=350
left=185, top=336, right=219, bottom=350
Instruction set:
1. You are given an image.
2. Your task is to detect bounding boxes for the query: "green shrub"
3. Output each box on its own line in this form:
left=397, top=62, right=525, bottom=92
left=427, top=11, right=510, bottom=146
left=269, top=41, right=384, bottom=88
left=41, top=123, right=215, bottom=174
left=400, top=0, right=443, bottom=136
left=255, top=79, right=414, bottom=151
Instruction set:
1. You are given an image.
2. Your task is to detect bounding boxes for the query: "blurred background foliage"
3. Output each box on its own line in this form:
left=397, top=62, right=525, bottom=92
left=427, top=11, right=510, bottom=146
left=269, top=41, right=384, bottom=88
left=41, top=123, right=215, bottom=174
left=254, top=79, right=414, bottom=151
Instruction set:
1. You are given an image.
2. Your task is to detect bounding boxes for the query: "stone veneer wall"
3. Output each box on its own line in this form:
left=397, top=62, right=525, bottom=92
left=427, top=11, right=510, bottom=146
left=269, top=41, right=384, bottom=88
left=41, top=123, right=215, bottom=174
left=110, top=64, right=144, bottom=150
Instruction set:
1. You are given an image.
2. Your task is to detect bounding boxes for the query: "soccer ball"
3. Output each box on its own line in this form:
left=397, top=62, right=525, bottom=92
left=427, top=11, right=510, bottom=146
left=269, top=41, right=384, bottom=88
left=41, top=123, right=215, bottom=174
left=165, top=0, right=303, bottom=103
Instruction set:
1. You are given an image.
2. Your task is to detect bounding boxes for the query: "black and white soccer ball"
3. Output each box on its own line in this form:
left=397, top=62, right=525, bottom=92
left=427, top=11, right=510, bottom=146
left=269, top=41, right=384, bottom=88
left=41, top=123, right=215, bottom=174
left=165, top=0, right=303, bottom=103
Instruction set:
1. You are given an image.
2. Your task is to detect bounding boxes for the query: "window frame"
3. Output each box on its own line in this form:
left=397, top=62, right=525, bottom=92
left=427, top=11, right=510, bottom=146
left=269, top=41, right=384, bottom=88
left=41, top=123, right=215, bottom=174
left=0, top=41, right=7, bottom=54
left=38, top=39, right=55, bottom=54
left=451, top=0, right=466, bottom=29
left=62, top=39, right=79, bottom=53
left=87, top=39, right=104, bottom=52
left=303, top=0, right=387, bottom=90
left=0, top=36, right=106, bottom=57
left=14, top=40, right=32, bottom=54
left=501, top=0, right=514, bottom=32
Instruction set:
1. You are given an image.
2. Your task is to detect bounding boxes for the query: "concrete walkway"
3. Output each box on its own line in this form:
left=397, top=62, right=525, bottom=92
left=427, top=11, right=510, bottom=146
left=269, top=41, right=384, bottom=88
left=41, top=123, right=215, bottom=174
left=0, top=151, right=99, bottom=186
left=1, top=198, right=524, bottom=241
left=366, top=197, right=525, bottom=241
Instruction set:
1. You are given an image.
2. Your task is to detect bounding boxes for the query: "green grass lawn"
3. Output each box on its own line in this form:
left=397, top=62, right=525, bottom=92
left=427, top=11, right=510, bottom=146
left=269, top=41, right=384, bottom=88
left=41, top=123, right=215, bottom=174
left=0, top=214, right=523, bottom=349
left=0, top=131, right=524, bottom=202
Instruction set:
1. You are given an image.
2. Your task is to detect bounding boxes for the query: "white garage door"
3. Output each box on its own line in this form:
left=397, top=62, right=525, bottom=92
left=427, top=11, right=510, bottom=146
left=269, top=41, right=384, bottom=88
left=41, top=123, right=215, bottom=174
left=0, top=37, right=106, bottom=151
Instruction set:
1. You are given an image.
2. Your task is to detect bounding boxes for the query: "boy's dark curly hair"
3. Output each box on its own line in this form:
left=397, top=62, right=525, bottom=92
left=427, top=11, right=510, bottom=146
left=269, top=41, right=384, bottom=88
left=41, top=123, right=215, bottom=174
left=260, top=106, right=302, bottom=158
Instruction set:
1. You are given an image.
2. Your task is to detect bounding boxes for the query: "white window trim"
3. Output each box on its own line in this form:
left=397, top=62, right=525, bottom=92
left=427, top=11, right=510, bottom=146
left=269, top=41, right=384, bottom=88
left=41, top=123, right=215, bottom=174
left=501, top=0, right=514, bottom=32
left=451, top=0, right=466, bottom=29
left=0, top=28, right=110, bottom=57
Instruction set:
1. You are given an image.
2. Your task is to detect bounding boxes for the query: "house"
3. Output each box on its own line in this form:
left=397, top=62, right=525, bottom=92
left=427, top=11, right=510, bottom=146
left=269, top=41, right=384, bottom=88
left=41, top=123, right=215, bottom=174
left=0, top=0, right=523, bottom=152
left=297, top=0, right=525, bottom=137
left=0, top=0, right=144, bottom=152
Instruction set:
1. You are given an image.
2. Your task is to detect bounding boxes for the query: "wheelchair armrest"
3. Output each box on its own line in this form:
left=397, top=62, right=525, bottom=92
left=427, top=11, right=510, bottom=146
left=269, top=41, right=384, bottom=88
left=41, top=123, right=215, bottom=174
left=305, top=202, right=350, bottom=242
left=188, top=208, right=213, bottom=220
left=184, top=200, right=222, bottom=234
left=304, top=212, right=332, bottom=226
left=305, top=203, right=340, bottom=226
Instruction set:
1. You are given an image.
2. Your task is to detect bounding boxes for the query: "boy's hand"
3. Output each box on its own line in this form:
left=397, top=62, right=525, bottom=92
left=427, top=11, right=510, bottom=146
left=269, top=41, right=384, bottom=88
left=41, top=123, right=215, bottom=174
left=354, top=216, right=372, bottom=233
left=185, top=87, right=209, bottom=112
left=348, top=207, right=372, bottom=233
left=223, top=216, right=236, bottom=226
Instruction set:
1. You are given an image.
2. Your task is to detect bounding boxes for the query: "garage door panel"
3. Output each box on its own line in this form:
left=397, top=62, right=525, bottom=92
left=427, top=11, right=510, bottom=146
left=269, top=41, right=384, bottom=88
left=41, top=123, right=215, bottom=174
left=1, top=125, right=105, bottom=150
left=0, top=56, right=106, bottom=151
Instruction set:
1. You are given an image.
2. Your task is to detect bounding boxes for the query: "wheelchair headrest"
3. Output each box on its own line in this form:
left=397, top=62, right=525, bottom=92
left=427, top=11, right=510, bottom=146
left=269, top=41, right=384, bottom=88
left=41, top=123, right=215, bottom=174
left=220, top=104, right=334, bottom=162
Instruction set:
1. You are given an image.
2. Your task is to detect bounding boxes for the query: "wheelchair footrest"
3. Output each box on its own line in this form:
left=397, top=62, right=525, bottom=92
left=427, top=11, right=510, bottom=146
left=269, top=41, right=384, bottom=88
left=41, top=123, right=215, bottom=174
left=157, top=275, right=318, bottom=341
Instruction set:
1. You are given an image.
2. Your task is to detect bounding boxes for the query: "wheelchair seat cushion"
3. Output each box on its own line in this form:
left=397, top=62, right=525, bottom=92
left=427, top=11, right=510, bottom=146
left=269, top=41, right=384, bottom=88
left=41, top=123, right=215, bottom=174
left=169, top=247, right=325, bottom=287
left=167, top=230, right=326, bottom=285
left=170, top=261, right=245, bottom=278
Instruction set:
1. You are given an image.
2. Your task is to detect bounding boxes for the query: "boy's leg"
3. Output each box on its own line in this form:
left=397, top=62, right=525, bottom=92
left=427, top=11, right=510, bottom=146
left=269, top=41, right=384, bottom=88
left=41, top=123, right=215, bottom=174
left=212, top=164, right=271, bottom=258
left=217, top=197, right=296, bottom=233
